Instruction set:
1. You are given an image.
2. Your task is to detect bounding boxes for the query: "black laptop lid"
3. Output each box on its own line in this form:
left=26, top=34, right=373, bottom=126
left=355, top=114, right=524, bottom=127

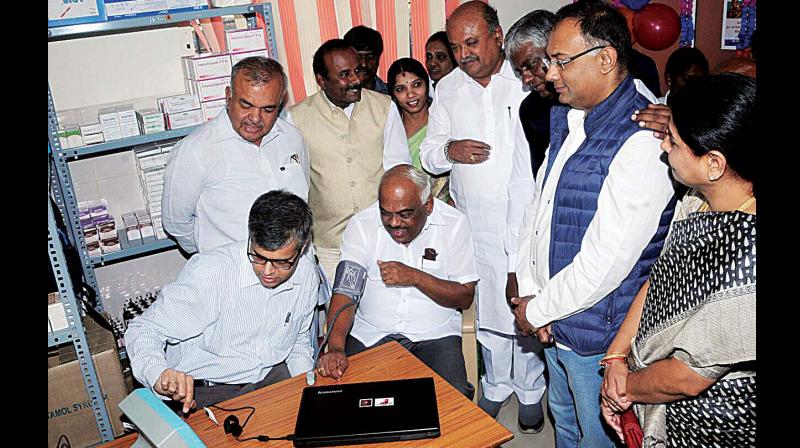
left=293, top=377, right=440, bottom=447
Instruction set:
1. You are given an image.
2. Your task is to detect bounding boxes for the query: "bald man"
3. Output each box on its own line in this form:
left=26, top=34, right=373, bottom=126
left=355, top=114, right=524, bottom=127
left=317, top=165, right=478, bottom=398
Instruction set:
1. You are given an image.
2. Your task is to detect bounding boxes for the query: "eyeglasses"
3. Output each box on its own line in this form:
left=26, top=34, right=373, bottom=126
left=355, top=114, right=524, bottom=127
left=247, top=240, right=302, bottom=270
left=517, top=57, right=548, bottom=77
left=541, top=45, right=606, bottom=71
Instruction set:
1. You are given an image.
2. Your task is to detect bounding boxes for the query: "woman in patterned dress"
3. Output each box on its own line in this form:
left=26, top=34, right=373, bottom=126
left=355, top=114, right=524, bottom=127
left=599, top=73, right=756, bottom=447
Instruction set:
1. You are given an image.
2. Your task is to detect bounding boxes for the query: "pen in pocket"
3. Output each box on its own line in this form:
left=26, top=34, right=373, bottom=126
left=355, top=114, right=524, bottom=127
left=284, top=312, right=291, bottom=325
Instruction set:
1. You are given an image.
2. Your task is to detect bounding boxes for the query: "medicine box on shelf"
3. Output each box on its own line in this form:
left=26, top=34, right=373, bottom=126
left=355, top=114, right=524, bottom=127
left=48, top=0, right=107, bottom=28
left=104, top=0, right=209, bottom=21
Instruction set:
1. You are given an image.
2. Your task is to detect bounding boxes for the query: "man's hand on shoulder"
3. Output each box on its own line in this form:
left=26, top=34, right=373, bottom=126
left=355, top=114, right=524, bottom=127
left=377, top=260, right=419, bottom=287
left=318, top=349, right=349, bottom=381
left=154, top=368, right=196, bottom=414
left=631, top=104, right=671, bottom=140
left=447, top=139, right=492, bottom=164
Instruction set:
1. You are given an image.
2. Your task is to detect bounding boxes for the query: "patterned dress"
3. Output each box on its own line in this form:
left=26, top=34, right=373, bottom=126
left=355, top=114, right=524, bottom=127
left=629, top=209, right=756, bottom=447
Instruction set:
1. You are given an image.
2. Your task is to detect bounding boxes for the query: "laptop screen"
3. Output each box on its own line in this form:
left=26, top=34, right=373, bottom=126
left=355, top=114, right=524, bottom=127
left=293, top=377, right=440, bottom=447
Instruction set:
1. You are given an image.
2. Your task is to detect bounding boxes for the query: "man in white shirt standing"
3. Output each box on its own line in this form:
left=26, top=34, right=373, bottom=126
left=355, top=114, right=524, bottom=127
left=419, top=0, right=546, bottom=432
left=512, top=2, right=676, bottom=447
left=316, top=165, right=478, bottom=398
left=287, top=39, right=410, bottom=283
left=162, top=57, right=310, bottom=255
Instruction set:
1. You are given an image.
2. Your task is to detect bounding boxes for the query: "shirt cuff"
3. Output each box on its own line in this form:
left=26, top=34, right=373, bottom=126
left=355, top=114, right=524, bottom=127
left=145, top=363, right=168, bottom=391
left=507, top=254, right=517, bottom=273
left=525, top=297, right=549, bottom=328
left=287, top=355, right=314, bottom=377
left=453, top=274, right=480, bottom=285
left=423, top=142, right=454, bottom=174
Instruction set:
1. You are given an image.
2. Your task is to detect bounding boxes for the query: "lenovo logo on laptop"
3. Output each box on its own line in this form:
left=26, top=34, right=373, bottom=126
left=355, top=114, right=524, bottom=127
left=317, top=390, right=342, bottom=395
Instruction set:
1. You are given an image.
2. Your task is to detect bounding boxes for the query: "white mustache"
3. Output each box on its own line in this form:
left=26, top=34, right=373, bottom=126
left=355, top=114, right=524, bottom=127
left=460, top=55, right=478, bottom=64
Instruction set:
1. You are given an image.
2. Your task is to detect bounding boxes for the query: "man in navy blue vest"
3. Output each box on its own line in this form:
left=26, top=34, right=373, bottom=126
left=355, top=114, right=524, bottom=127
left=510, top=2, right=676, bottom=447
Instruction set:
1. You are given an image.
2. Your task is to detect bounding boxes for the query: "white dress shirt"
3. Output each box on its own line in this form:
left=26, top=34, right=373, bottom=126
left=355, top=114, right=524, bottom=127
left=419, top=60, right=533, bottom=334
left=125, top=240, right=319, bottom=389
left=285, top=92, right=411, bottom=170
left=339, top=199, right=479, bottom=346
left=515, top=81, right=674, bottom=334
left=161, top=109, right=310, bottom=254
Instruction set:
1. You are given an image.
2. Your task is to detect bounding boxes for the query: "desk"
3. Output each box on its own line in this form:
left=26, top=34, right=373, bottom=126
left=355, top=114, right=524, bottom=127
left=102, top=341, right=513, bottom=447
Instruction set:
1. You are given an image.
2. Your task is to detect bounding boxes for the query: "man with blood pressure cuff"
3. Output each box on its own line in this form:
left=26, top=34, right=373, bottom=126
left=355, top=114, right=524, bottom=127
left=316, top=165, right=479, bottom=398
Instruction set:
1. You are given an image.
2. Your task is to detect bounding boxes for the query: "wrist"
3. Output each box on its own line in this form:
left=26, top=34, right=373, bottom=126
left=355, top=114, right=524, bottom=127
left=443, top=139, right=456, bottom=163
left=599, top=352, right=629, bottom=367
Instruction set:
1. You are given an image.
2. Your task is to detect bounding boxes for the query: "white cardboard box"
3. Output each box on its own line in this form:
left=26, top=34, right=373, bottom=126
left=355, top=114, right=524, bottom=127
left=230, top=49, right=270, bottom=66
left=98, top=107, right=123, bottom=141
left=116, top=104, right=141, bottom=138
left=82, top=132, right=105, bottom=145
left=166, top=108, right=204, bottom=129
left=158, top=93, right=201, bottom=115
left=225, top=28, right=266, bottom=54
left=201, top=98, right=227, bottom=122
left=182, top=53, right=233, bottom=80
left=186, top=77, right=230, bottom=102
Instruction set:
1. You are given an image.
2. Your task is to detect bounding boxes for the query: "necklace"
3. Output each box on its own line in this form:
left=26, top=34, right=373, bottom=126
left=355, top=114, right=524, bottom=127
left=736, top=196, right=756, bottom=212
left=697, top=196, right=755, bottom=213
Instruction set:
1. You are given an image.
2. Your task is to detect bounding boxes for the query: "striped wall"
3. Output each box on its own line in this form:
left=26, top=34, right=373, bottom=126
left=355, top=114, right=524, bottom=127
left=253, top=0, right=486, bottom=106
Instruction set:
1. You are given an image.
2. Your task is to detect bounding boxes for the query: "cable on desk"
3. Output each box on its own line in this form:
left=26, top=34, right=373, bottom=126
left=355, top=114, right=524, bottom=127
left=209, top=404, right=294, bottom=443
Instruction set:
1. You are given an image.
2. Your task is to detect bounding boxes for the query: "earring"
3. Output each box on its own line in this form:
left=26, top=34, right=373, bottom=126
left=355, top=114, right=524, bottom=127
left=709, top=175, right=719, bottom=182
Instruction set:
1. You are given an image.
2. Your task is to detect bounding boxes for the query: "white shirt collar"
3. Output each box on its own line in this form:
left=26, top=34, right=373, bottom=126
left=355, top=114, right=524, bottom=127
left=321, top=90, right=357, bottom=118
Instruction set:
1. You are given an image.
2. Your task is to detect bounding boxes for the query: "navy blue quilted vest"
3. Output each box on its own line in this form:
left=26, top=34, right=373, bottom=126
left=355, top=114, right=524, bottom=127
left=541, top=75, right=676, bottom=356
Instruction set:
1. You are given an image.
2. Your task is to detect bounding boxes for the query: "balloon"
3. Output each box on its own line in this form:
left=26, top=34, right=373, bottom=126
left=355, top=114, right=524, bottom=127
left=617, top=6, right=637, bottom=45
left=633, top=4, right=681, bottom=51
left=621, top=0, right=651, bottom=11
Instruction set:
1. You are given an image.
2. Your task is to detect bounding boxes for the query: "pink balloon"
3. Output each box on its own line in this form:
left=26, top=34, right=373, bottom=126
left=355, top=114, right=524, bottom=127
left=633, top=4, right=681, bottom=51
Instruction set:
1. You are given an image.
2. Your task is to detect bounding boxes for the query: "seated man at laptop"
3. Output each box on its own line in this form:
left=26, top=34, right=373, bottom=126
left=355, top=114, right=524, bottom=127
left=317, top=164, right=478, bottom=398
left=125, top=191, right=320, bottom=413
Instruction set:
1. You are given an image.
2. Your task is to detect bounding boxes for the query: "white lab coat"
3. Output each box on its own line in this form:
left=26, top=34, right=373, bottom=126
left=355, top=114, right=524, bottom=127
left=420, top=61, right=534, bottom=335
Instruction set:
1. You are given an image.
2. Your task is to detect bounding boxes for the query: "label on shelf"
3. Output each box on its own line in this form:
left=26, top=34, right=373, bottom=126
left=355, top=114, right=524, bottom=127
left=48, top=303, right=69, bottom=332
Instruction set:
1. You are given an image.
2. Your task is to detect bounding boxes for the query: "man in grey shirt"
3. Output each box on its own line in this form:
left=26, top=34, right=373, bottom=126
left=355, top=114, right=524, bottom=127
left=126, top=191, right=319, bottom=413
left=161, top=57, right=310, bottom=254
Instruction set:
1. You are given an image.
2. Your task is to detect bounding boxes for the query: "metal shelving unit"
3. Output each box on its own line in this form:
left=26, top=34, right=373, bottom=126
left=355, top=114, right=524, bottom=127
left=91, top=238, right=178, bottom=266
left=48, top=4, right=279, bottom=442
left=49, top=199, right=114, bottom=443
left=62, top=125, right=200, bottom=159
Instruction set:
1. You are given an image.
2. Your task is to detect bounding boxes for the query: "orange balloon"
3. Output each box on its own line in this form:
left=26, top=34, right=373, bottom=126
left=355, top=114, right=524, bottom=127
left=618, top=6, right=637, bottom=45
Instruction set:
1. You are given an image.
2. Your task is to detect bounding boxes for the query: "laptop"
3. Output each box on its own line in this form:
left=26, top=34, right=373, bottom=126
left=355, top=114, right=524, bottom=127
left=293, top=377, right=440, bottom=447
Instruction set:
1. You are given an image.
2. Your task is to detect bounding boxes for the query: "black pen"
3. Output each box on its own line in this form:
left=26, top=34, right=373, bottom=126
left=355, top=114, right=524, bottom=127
left=507, top=106, right=511, bottom=118
left=285, top=312, right=291, bottom=325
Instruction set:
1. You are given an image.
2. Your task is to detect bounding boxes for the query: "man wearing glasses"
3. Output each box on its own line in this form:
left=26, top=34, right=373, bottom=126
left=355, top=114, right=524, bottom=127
left=505, top=9, right=559, bottom=179
left=419, top=0, right=546, bottom=433
left=510, top=2, right=675, bottom=447
left=126, top=191, right=320, bottom=414
left=317, top=165, right=478, bottom=399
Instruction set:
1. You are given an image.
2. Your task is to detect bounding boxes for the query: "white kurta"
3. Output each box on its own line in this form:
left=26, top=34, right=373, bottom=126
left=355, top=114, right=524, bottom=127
left=420, top=60, right=534, bottom=334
